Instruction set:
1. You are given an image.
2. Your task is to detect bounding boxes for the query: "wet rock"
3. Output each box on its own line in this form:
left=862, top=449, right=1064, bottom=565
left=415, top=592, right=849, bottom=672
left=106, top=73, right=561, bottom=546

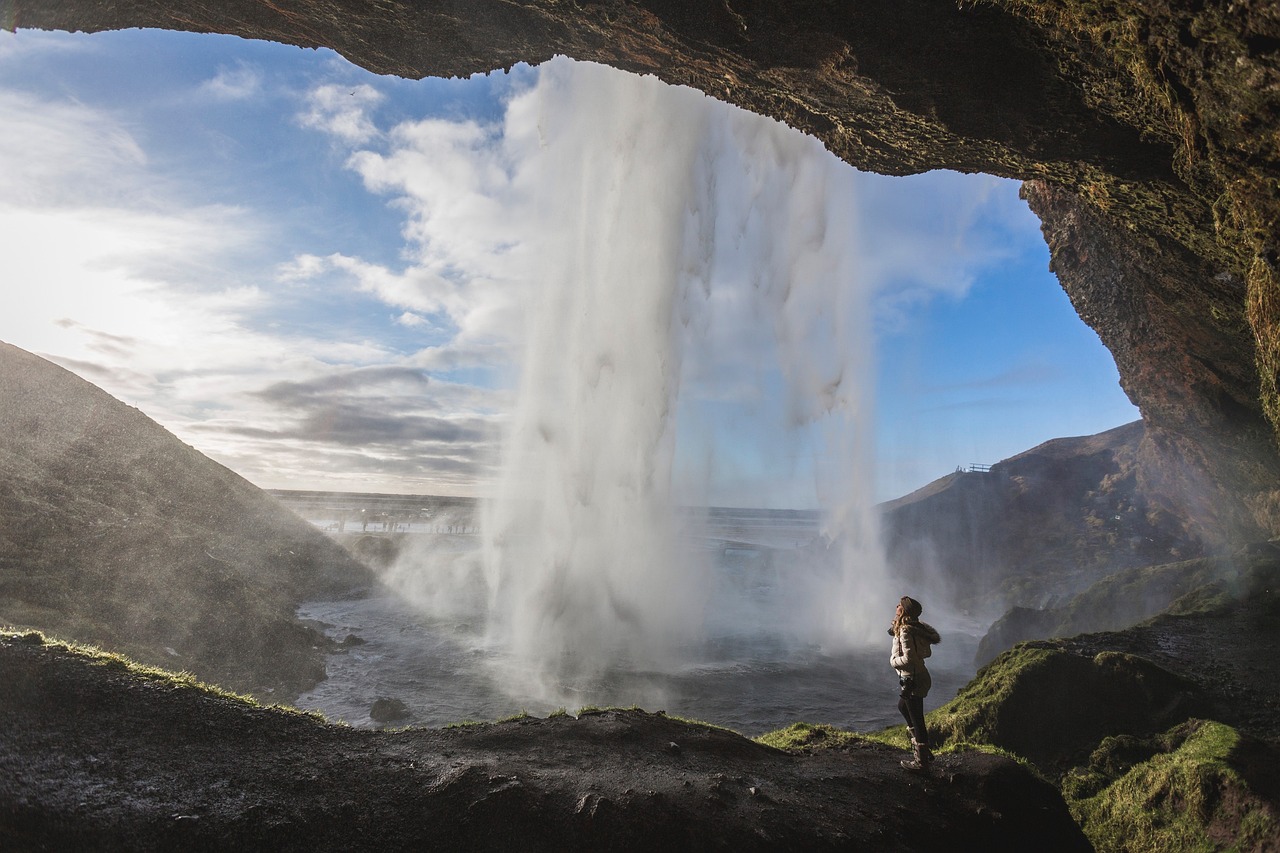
left=369, top=697, right=411, bottom=723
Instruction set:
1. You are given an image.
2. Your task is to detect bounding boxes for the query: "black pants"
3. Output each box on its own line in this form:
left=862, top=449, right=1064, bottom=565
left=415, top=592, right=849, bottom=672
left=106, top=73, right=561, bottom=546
left=898, top=678, right=928, bottom=745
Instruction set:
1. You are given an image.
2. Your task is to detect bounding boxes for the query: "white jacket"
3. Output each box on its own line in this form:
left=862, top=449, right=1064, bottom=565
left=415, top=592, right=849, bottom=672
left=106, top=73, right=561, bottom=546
left=890, top=620, right=941, bottom=679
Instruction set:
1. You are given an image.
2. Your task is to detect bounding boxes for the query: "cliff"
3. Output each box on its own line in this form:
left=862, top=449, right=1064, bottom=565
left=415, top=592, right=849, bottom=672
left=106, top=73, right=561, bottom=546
left=0, top=342, right=374, bottom=698
left=12, top=0, right=1280, bottom=547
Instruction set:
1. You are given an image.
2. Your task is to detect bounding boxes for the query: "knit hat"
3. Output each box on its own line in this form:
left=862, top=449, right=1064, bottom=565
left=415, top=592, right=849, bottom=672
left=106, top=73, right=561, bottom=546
left=900, top=596, right=923, bottom=619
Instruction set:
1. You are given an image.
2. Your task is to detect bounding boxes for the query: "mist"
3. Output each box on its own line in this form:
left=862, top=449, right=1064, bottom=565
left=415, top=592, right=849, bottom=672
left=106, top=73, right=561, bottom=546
left=375, top=61, right=898, bottom=706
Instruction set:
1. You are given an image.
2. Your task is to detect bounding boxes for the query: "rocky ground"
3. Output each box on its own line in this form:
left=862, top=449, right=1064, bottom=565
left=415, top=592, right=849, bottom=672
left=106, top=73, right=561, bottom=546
left=0, top=631, right=1088, bottom=852
left=6, top=564, right=1280, bottom=851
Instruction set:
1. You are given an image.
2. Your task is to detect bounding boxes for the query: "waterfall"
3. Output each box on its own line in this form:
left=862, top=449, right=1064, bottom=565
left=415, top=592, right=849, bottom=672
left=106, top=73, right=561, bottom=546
left=473, top=60, right=892, bottom=695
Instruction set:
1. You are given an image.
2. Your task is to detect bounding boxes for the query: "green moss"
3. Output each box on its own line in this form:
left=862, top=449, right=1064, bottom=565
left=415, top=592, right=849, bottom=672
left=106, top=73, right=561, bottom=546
left=496, top=710, right=531, bottom=723
left=663, top=712, right=739, bottom=735
left=754, top=722, right=869, bottom=752
left=751, top=721, right=1010, bottom=758
left=926, top=645, right=1061, bottom=747
left=923, top=642, right=1206, bottom=778
left=1065, top=720, right=1276, bottom=853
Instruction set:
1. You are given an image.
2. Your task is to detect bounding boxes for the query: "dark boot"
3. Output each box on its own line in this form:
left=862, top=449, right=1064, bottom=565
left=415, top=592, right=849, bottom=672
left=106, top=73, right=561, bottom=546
left=900, top=735, right=933, bottom=772
left=917, top=736, right=933, bottom=770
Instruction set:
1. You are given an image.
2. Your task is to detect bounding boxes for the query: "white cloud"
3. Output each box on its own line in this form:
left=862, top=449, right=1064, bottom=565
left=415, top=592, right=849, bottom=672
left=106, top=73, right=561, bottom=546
left=200, top=62, right=263, bottom=101
left=296, top=82, right=384, bottom=144
left=857, top=170, right=1036, bottom=328
left=0, top=90, right=147, bottom=207
left=0, top=83, right=498, bottom=495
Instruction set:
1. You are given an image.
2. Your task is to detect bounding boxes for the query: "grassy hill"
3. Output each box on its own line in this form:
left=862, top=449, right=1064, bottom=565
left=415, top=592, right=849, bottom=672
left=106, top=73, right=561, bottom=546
left=0, top=342, right=374, bottom=699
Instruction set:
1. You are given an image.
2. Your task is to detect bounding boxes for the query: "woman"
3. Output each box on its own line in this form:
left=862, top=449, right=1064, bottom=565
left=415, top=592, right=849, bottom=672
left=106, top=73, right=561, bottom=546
left=889, top=595, right=942, bottom=771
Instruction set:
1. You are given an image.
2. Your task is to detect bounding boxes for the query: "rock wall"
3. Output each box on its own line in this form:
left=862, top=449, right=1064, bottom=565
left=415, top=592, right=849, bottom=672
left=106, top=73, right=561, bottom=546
left=14, top=0, right=1280, bottom=544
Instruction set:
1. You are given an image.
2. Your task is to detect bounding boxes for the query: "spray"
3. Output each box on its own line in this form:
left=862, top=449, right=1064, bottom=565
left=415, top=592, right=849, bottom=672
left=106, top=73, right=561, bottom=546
left=473, top=60, right=893, bottom=696
left=380, top=60, right=895, bottom=706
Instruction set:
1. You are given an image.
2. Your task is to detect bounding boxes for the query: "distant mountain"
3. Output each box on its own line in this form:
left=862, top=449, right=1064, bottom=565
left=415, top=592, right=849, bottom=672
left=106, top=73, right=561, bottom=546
left=881, top=421, right=1204, bottom=618
left=0, top=342, right=374, bottom=698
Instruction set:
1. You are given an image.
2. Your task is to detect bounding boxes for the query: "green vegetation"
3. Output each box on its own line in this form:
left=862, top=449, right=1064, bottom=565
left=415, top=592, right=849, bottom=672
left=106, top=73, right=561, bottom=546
left=754, top=722, right=889, bottom=752
left=927, top=645, right=1062, bottom=750
left=661, top=712, right=738, bottom=735
left=496, top=710, right=532, bottom=723
left=927, top=642, right=1206, bottom=775
left=908, top=639, right=1278, bottom=851
left=1064, top=720, right=1276, bottom=853
left=572, top=705, right=739, bottom=734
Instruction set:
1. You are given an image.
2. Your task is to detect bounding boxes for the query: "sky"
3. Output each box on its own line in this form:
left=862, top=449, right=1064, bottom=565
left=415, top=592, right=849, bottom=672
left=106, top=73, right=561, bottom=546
left=0, top=27, right=1140, bottom=507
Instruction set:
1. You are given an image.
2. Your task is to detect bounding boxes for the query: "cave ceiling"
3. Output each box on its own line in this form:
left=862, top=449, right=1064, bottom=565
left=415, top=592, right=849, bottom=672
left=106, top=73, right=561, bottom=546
left=11, top=0, right=1280, bottom=544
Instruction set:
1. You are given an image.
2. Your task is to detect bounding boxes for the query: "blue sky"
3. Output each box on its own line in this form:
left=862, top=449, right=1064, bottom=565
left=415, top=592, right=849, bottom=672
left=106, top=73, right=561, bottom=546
left=0, top=27, right=1139, bottom=506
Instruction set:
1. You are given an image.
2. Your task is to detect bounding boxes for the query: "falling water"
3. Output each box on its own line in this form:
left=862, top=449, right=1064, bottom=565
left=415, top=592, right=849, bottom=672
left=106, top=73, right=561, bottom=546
left=469, top=61, right=893, bottom=699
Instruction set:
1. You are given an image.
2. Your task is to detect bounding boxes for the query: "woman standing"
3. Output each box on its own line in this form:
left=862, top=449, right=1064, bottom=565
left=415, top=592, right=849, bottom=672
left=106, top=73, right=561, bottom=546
left=890, top=595, right=942, bottom=771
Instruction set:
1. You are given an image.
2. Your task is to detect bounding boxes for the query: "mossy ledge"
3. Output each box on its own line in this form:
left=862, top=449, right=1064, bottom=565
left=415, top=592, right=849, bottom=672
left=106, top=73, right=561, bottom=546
left=1065, top=719, right=1280, bottom=853
left=928, top=645, right=1210, bottom=773
left=0, top=628, right=328, bottom=720
left=905, top=625, right=1280, bottom=850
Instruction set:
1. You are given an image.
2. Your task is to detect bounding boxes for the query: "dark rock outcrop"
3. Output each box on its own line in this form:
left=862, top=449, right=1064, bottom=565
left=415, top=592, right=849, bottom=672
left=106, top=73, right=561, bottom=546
left=15, top=0, right=1280, bottom=548
left=369, top=697, right=411, bottom=723
left=935, top=554, right=1280, bottom=769
left=931, top=644, right=1210, bottom=774
left=1023, top=181, right=1280, bottom=547
left=0, top=342, right=375, bottom=698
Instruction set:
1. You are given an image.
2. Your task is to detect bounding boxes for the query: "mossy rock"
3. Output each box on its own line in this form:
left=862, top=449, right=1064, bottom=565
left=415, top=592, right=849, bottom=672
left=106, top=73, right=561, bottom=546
left=929, top=644, right=1209, bottom=773
left=755, top=722, right=879, bottom=752
left=1064, top=719, right=1280, bottom=853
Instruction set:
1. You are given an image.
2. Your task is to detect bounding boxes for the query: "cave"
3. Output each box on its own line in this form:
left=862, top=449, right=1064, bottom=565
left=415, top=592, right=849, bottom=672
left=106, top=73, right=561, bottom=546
left=14, top=0, right=1280, bottom=546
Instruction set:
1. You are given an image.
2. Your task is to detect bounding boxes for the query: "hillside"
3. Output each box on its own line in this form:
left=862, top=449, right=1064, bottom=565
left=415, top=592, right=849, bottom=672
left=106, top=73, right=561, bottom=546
left=881, top=420, right=1204, bottom=616
left=0, top=342, right=374, bottom=698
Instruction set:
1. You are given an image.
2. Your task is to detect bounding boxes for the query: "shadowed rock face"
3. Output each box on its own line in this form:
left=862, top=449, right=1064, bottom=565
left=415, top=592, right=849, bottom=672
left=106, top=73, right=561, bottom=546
left=14, top=0, right=1280, bottom=544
